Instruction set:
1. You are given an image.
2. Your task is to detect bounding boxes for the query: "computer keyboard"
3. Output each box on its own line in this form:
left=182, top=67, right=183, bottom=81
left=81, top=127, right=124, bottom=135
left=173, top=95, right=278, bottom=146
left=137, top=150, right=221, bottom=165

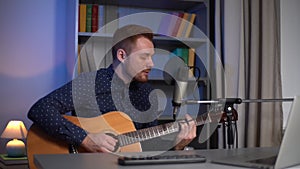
left=118, top=154, right=206, bottom=165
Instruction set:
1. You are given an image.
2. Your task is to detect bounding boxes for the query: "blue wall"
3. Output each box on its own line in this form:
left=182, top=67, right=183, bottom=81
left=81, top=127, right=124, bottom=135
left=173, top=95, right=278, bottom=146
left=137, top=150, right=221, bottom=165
left=0, top=0, right=76, bottom=153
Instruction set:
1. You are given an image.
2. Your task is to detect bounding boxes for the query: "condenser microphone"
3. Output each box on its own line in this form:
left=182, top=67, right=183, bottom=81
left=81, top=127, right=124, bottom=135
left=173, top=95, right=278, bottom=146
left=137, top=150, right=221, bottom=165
left=172, top=66, right=189, bottom=120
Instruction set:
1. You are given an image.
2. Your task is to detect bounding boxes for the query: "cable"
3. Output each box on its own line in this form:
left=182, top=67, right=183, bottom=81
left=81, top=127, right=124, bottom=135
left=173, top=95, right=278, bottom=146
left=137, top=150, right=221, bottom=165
left=235, top=121, right=238, bottom=148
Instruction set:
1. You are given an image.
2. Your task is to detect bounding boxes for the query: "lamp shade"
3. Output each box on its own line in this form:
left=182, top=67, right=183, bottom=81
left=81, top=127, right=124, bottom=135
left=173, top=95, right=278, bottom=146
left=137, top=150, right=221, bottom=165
left=1, top=120, right=28, bottom=139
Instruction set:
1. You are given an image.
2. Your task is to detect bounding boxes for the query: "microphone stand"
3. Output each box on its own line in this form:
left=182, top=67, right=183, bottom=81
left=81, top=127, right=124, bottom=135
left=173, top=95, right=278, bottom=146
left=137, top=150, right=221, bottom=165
left=221, top=100, right=239, bottom=149
left=183, top=97, right=294, bottom=149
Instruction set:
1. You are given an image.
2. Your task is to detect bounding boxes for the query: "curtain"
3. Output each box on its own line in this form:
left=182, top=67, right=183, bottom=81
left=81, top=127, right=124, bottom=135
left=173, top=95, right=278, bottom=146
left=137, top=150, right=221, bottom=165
left=215, top=0, right=283, bottom=148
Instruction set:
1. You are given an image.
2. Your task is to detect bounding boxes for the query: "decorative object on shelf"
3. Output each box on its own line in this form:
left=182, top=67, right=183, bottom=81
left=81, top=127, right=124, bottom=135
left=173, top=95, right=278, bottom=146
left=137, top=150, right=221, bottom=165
left=1, top=120, right=28, bottom=157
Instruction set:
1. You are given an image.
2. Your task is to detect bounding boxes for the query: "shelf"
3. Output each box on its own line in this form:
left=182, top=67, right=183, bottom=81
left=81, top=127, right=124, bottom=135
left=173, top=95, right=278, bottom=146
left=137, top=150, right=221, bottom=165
left=78, top=32, right=113, bottom=37
left=80, top=0, right=205, bottom=10
left=78, top=32, right=208, bottom=48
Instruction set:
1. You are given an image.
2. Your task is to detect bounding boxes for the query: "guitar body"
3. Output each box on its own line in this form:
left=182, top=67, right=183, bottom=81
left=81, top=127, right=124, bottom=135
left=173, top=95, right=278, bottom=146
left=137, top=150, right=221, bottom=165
left=27, top=109, right=223, bottom=169
left=27, top=111, right=142, bottom=169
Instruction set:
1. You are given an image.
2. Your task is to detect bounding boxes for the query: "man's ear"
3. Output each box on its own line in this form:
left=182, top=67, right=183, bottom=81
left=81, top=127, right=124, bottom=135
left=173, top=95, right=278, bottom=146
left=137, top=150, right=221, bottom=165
left=116, top=49, right=127, bottom=62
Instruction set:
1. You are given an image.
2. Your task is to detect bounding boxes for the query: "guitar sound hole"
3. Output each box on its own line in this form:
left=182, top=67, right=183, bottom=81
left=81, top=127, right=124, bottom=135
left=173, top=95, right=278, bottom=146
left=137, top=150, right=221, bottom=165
left=105, top=133, right=120, bottom=152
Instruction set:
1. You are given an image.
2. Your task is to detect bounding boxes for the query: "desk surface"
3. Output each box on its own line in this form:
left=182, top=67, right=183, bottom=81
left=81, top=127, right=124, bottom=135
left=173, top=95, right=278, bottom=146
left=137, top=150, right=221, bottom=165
left=33, top=147, right=298, bottom=169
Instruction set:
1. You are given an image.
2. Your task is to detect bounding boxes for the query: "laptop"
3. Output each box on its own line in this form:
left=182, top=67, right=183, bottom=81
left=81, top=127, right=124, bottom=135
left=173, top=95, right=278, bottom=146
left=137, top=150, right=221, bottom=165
left=212, top=95, right=300, bottom=169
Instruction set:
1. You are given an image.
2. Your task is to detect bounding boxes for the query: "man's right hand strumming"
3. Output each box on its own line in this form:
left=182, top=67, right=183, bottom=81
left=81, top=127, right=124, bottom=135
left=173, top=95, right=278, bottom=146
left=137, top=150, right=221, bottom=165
left=81, top=133, right=118, bottom=153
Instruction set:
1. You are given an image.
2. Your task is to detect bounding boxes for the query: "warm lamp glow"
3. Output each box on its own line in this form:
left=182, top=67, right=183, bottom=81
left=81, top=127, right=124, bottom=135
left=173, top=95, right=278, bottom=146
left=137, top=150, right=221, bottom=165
left=1, top=120, right=28, bottom=157
left=1, top=120, right=27, bottom=139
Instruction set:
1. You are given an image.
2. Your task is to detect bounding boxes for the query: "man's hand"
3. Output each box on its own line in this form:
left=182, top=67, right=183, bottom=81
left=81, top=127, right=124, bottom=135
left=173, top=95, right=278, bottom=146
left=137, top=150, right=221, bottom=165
left=174, top=114, right=197, bottom=150
left=81, top=133, right=118, bottom=153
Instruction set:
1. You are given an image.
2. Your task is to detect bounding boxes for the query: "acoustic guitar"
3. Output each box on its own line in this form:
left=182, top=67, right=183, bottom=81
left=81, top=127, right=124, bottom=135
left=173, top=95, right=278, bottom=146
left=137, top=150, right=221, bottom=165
left=27, top=109, right=228, bottom=169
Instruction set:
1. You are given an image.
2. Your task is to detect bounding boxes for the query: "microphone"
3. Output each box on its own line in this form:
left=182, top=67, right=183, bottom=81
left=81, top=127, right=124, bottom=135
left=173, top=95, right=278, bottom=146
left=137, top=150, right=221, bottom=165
left=172, top=66, right=189, bottom=120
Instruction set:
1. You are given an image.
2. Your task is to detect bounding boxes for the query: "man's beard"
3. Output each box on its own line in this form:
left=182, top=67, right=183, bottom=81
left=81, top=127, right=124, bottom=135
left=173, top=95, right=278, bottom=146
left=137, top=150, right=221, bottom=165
left=133, top=69, right=151, bottom=83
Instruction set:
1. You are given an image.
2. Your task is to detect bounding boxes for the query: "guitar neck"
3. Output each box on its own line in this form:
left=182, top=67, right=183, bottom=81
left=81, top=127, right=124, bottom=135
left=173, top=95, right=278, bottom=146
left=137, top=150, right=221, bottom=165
left=117, top=110, right=223, bottom=147
left=118, top=122, right=180, bottom=147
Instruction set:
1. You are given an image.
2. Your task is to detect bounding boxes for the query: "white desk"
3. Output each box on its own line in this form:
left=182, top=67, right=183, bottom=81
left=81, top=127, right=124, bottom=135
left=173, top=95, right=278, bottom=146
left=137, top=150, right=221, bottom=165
left=33, top=147, right=298, bottom=169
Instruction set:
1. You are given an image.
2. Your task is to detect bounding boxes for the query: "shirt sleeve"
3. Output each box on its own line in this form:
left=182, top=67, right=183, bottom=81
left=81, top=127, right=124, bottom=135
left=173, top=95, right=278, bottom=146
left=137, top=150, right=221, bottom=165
left=27, top=81, right=87, bottom=146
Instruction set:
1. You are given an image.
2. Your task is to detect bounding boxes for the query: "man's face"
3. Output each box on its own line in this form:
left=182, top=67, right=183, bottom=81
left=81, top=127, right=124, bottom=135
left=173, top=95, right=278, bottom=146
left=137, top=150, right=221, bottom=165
left=123, top=37, right=155, bottom=82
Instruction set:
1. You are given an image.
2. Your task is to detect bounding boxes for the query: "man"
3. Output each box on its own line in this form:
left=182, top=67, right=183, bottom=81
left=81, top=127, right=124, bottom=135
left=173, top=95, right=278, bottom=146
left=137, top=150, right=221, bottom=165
left=28, top=24, right=196, bottom=152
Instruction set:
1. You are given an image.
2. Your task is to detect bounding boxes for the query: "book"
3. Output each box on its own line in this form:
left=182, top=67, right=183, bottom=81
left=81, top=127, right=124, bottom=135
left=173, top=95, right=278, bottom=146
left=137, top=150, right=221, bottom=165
left=78, top=4, right=80, bottom=32
left=98, top=5, right=105, bottom=33
left=172, top=48, right=181, bottom=58
left=176, top=13, right=189, bottom=37
left=166, top=12, right=180, bottom=36
left=86, top=4, right=92, bottom=32
left=79, top=4, right=86, bottom=32
left=184, top=13, right=196, bottom=38
left=172, top=48, right=189, bottom=65
left=0, top=154, right=27, bottom=165
left=180, top=13, right=192, bottom=37
left=91, top=4, right=98, bottom=32
left=181, top=48, right=189, bottom=64
left=188, top=48, right=195, bottom=77
left=157, top=13, right=172, bottom=36
left=171, top=12, right=184, bottom=37
left=77, top=44, right=82, bottom=74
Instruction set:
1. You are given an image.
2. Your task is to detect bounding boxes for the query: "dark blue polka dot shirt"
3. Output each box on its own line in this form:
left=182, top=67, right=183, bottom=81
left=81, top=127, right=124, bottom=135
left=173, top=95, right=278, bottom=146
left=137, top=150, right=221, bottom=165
left=28, top=65, right=160, bottom=146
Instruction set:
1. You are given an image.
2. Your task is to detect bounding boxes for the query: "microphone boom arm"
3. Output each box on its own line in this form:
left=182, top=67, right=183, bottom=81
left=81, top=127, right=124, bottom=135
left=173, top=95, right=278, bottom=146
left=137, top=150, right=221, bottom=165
left=183, top=97, right=294, bottom=149
left=184, top=98, right=294, bottom=105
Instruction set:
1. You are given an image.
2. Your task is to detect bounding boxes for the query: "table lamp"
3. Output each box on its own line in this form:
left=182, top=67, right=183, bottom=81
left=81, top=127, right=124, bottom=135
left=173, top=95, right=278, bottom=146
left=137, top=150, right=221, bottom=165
left=1, top=120, right=28, bottom=157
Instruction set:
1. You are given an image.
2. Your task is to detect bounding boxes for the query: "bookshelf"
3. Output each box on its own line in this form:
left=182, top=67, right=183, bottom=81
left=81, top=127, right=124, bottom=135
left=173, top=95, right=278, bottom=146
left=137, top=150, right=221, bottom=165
left=71, top=0, right=215, bottom=149
left=76, top=0, right=210, bottom=79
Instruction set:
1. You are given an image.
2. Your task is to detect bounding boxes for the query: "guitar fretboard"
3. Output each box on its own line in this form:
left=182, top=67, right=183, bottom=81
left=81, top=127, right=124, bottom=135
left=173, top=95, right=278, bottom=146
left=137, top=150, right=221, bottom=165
left=118, top=122, right=180, bottom=147
left=117, top=104, right=224, bottom=147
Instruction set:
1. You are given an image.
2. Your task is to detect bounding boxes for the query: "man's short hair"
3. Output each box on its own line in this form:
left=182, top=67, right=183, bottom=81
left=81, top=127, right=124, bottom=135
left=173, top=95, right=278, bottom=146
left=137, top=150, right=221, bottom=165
left=112, top=24, right=154, bottom=60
